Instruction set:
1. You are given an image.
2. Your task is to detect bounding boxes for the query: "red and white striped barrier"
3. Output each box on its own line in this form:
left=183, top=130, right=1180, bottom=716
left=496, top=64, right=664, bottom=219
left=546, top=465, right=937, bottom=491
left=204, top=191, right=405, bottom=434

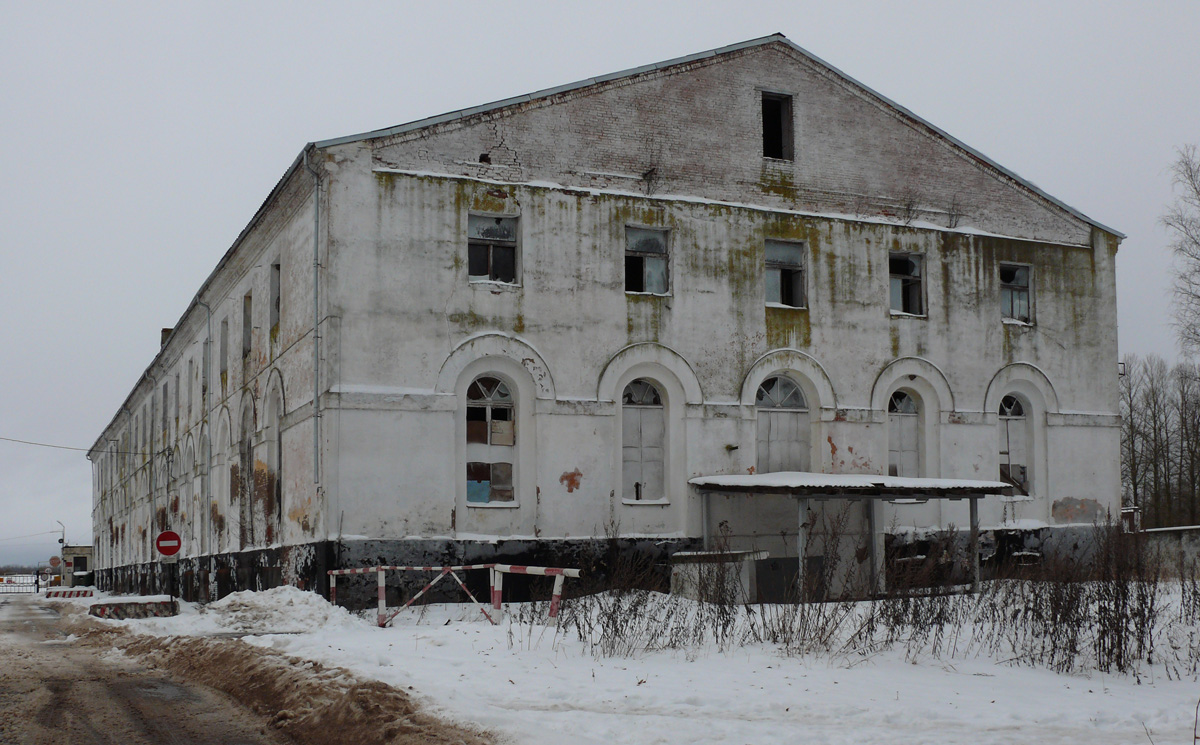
left=44, top=589, right=94, bottom=598
left=327, top=563, right=581, bottom=627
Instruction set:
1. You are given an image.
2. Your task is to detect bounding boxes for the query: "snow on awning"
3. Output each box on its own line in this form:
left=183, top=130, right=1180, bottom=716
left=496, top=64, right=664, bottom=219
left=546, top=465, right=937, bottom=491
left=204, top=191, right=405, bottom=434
left=688, top=472, right=1012, bottom=498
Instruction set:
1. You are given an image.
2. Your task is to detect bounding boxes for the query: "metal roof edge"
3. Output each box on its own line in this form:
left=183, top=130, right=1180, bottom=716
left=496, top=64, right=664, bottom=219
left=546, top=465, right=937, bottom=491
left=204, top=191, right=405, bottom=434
left=311, top=34, right=786, bottom=150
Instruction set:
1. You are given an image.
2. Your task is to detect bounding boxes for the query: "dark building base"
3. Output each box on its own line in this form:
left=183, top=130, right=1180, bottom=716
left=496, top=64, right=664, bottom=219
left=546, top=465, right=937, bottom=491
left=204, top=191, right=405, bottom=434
left=94, top=536, right=702, bottom=610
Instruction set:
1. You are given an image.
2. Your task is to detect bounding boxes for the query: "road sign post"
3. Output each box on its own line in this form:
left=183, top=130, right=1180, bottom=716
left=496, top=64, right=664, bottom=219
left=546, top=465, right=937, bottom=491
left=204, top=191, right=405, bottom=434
left=155, top=531, right=182, bottom=603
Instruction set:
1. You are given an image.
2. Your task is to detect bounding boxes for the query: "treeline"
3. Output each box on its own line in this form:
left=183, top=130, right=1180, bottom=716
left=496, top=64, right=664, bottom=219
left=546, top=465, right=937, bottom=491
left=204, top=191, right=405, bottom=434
left=1121, top=354, right=1200, bottom=528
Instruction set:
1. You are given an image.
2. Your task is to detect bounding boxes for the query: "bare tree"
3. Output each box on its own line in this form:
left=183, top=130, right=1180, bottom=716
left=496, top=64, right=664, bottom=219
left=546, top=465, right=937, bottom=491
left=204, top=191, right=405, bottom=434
left=1163, top=144, right=1200, bottom=356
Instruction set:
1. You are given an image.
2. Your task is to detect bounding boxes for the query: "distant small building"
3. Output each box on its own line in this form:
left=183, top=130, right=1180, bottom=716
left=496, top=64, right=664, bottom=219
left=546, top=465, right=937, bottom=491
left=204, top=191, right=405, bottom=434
left=88, top=34, right=1122, bottom=601
left=62, top=545, right=94, bottom=588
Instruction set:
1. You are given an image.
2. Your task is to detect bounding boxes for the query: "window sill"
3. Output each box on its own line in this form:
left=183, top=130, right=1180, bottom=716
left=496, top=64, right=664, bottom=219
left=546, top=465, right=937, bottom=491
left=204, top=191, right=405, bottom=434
left=762, top=156, right=795, bottom=165
left=621, top=498, right=670, bottom=506
left=1001, top=318, right=1034, bottom=327
left=625, top=291, right=671, bottom=298
left=889, top=311, right=927, bottom=319
left=469, top=279, right=521, bottom=291
left=766, top=302, right=807, bottom=310
left=466, top=501, right=521, bottom=509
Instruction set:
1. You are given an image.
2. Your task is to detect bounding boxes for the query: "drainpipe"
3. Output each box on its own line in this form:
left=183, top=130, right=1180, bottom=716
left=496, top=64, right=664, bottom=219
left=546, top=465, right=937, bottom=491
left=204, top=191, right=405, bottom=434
left=303, top=147, right=321, bottom=486
left=197, top=300, right=213, bottom=562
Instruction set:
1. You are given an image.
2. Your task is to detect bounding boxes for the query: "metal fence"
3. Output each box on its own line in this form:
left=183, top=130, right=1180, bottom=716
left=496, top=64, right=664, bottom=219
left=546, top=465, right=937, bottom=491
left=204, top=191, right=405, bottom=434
left=0, top=576, right=38, bottom=594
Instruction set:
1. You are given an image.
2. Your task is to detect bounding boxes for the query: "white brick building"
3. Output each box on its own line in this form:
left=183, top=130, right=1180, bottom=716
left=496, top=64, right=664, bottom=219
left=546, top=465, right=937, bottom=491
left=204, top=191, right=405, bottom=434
left=88, top=35, right=1122, bottom=601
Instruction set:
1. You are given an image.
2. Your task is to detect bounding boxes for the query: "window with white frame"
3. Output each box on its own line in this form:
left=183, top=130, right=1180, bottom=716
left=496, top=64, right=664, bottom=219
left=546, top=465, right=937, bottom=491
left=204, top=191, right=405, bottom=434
left=887, top=390, right=920, bottom=478
left=1000, top=264, right=1031, bottom=323
left=625, top=227, right=669, bottom=294
left=468, top=215, right=518, bottom=284
left=466, top=376, right=515, bottom=503
left=622, top=379, right=665, bottom=501
left=998, top=395, right=1030, bottom=494
left=755, top=375, right=810, bottom=472
left=889, top=253, right=924, bottom=315
left=765, top=241, right=806, bottom=308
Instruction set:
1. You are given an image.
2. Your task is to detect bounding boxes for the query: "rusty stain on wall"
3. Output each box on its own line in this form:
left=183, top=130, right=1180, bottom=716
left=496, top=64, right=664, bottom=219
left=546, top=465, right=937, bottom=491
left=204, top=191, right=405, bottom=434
left=559, top=468, right=583, bottom=493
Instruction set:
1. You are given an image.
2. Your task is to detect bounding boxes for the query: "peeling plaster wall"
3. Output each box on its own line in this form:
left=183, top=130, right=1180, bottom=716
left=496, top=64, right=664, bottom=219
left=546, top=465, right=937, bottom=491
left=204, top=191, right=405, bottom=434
left=320, top=166, right=1120, bottom=549
left=90, top=166, right=328, bottom=579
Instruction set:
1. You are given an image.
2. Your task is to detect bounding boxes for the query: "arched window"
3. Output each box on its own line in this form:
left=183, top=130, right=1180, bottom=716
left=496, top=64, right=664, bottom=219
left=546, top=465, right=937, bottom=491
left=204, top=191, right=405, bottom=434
left=755, top=376, right=810, bottom=473
left=239, top=403, right=255, bottom=547
left=466, top=376, right=515, bottom=503
left=888, top=390, right=920, bottom=478
left=999, top=394, right=1030, bottom=494
left=622, top=379, right=664, bottom=501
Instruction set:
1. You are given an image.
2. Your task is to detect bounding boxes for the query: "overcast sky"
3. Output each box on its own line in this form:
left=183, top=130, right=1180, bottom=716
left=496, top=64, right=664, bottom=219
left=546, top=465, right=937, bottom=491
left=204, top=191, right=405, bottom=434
left=1, top=1, right=1196, bottom=566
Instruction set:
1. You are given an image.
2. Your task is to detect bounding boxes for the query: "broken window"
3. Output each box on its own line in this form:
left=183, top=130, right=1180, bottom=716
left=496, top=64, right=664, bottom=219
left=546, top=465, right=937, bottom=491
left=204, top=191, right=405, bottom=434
left=187, top=359, right=194, bottom=419
left=622, top=379, right=665, bottom=501
left=755, top=376, right=810, bottom=473
left=999, top=395, right=1030, bottom=495
left=765, top=240, right=806, bottom=308
left=889, top=253, right=924, bottom=315
left=887, top=390, right=920, bottom=478
left=467, top=215, right=518, bottom=284
left=762, top=92, right=794, bottom=160
left=1000, top=264, right=1031, bottom=323
left=242, top=292, right=253, bottom=360
left=270, top=262, right=281, bottom=336
left=466, top=376, right=515, bottom=503
left=625, top=227, right=669, bottom=294
left=220, top=319, right=229, bottom=379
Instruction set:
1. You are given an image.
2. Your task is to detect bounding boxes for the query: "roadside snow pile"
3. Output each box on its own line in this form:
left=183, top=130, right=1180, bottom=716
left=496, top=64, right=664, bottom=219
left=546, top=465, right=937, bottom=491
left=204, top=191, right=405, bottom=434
left=200, top=585, right=363, bottom=635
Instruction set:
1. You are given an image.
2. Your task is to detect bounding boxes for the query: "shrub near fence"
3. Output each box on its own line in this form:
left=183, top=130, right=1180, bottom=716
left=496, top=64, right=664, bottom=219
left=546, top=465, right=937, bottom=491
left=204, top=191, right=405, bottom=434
left=543, top=523, right=1200, bottom=678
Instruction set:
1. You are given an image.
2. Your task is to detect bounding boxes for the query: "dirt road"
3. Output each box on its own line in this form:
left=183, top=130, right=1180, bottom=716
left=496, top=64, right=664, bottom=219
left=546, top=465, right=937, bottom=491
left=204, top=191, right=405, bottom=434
left=0, top=594, right=293, bottom=745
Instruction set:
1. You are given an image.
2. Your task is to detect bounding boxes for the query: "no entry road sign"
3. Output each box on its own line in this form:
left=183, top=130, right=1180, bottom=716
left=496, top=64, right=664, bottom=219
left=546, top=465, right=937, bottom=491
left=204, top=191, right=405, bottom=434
left=155, top=531, right=181, bottom=557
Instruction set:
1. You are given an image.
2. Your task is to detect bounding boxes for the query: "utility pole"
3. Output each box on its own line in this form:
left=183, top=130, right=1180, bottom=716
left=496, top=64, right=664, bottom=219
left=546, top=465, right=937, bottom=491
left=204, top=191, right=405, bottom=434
left=55, top=520, right=65, bottom=582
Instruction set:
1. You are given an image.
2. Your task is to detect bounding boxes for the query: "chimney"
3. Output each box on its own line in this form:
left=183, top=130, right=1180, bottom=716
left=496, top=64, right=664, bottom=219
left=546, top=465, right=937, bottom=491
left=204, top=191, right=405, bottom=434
left=161, top=328, right=173, bottom=347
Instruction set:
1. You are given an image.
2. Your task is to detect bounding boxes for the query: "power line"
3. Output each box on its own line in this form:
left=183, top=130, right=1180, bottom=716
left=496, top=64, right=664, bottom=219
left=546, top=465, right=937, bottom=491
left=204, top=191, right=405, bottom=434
left=0, top=436, right=139, bottom=455
left=0, top=530, right=59, bottom=542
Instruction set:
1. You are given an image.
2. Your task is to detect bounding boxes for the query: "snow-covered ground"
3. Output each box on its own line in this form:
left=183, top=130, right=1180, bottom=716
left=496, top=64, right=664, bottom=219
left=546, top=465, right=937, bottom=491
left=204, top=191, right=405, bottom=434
left=45, top=587, right=1200, bottom=744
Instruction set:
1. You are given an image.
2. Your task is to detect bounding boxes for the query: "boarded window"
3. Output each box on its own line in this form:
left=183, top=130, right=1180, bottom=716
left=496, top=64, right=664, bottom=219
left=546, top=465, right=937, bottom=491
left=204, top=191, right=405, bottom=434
left=762, top=92, right=794, bottom=160
left=465, top=376, right=516, bottom=503
left=999, top=395, right=1030, bottom=494
left=755, top=376, right=810, bottom=473
left=889, top=254, right=924, bottom=315
left=765, top=241, right=806, bottom=308
left=1000, top=264, right=1031, bottom=323
left=467, top=215, right=518, bottom=284
left=622, top=379, right=665, bottom=501
left=625, top=227, right=669, bottom=294
left=887, top=391, right=920, bottom=478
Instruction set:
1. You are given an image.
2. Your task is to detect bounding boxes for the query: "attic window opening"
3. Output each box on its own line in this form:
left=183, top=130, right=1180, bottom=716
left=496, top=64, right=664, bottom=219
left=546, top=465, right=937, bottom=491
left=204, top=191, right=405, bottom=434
left=467, top=214, right=518, bottom=284
left=762, top=92, right=794, bottom=161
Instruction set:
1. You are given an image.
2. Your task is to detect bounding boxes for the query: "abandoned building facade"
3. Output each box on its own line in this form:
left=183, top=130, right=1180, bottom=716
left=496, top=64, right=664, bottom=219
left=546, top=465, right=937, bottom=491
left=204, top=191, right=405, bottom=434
left=88, top=35, right=1122, bottom=600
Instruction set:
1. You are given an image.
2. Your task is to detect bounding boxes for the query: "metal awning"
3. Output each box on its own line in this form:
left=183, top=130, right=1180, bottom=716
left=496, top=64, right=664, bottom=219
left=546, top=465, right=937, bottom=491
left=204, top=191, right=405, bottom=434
left=689, top=472, right=1012, bottom=498
left=688, top=472, right=1012, bottom=594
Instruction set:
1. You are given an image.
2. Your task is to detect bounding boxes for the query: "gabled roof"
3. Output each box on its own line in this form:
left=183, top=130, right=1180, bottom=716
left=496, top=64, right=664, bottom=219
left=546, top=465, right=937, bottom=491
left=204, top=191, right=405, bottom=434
left=313, top=33, right=1122, bottom=239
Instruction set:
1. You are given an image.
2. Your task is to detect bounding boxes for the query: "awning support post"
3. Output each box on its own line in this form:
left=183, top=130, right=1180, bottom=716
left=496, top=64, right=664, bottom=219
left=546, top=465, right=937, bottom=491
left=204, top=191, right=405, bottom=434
left=867, top=499, right=879, bottom=597
left=796, top=498, right=808, bottom=602
left=969, top=497, right=980, bottom=592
